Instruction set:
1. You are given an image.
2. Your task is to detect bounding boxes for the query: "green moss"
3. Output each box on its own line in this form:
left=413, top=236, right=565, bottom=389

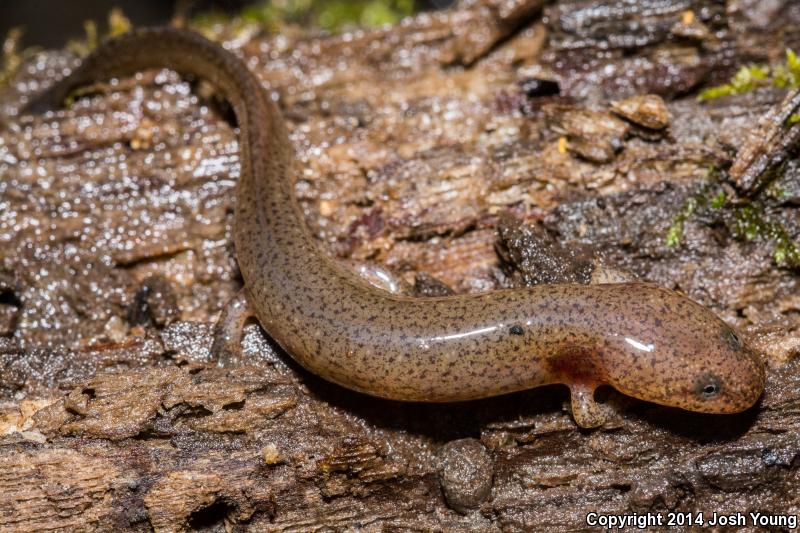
left=664, top=170, right=799, bottom=269
left=666, top=196, right=697, bottom=247
left=774, top=48, right=800, bottom=88
left=730, top=204, right=800, bottom=268
left=196, top=0, right=417, bottom=34
left=788, top=113, right=800, bottom=126
left=774, top=235, right=800, bottom=267
left=698, top=64, right=770, bottom=100
left=666, top=214, right=687, bottom=247
left=765, top=179, right=789, bottom=201
left=709, top=190, right=727, bottom=209
left=0, top=27, right=25, bottom=89
left=67, top=8, right=132, bottom=56
left=665, top=175, right=717, bottom=247
left=108, top=7, right=133, bottom=36
left=295, top=0, right=415, bottom=30
left=361, top=0, right=415, bottom=27
left=731, top=205, right=761, bottom=241
left=699, top=48, right=800, bottom=101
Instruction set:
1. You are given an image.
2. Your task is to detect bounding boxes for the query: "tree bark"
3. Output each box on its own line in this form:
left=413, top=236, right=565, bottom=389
left=1, top=1, right=799, bottom=531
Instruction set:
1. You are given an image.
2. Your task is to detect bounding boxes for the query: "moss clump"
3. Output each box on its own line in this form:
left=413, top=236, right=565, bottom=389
left=698, top=64, right=770, bottom=100
left=731, top=204, right=800, bottom=268
left=315, top=0, right=415, bottom=29
left=730, top=204, right=761, bottom=242
left=108, top=7, right=133, bottom=37
left=666, top=169, right=800, bottom=269
left=774, top=48, right=800, bottom=89
left=665, top=172, right=722, bottom=247
left=709, top=189, right=727, bottom=209
left=699, top=49, right=800, bottom=101
left=67, top=8, right=132, bottom=56
left=196, top=0, right=417, bottom=34
left=0, top=27, right=25, bottom=89
left=665, top=195, right=698, bottom=247
left=773, top=232, right=800, bottom=267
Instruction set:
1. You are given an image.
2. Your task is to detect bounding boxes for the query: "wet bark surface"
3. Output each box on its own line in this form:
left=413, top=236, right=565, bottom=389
left=1, top=1, right=799, bottom=531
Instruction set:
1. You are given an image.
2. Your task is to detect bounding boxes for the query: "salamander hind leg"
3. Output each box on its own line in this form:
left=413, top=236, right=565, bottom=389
left=568, top=382, right=618, bottom=428
left=211, top=289, right=254, bottom=367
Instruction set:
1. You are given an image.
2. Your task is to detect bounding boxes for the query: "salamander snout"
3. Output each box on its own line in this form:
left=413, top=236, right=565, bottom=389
left=602, top=285, right=765, bottom=417
left=685, top=326, right=765, bottom=414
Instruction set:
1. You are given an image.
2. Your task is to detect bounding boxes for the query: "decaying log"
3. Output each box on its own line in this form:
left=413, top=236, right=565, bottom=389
left=0, top=1, right=799, bottom=531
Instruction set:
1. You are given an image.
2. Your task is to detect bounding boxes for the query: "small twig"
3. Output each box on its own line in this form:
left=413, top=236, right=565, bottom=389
left=729, top=87, right=800, bottom=195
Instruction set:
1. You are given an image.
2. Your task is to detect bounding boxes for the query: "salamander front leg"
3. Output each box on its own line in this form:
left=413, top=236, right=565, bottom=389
left=568, top=382, right=617, bottom=428
left=211, top=289, right=254, bottom=367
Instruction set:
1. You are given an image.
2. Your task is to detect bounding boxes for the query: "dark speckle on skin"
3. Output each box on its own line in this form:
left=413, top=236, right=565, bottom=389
left=30, top=27, right=766, bottom=429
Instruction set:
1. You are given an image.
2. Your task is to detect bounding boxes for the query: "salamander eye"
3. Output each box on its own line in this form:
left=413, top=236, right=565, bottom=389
left=723, top=328, right=742, bottom=351
left=695, top=373, right=722, bottom=399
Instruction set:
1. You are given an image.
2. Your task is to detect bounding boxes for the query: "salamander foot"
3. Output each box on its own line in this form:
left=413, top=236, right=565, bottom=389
left=211, top=289, right=254, bottom=367
left=568, top=382, right=619, bottom=428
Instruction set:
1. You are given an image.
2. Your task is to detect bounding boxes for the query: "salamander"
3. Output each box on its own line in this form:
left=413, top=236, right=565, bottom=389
left=23, top=27, right=765, bottom=427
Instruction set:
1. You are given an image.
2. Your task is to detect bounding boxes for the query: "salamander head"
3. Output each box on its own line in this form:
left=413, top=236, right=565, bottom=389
left=597, top=285, right=765, bottom=418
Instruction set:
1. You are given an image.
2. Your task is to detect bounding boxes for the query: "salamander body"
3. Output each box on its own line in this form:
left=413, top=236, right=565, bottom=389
left=24, top=28, right=765, bottom=427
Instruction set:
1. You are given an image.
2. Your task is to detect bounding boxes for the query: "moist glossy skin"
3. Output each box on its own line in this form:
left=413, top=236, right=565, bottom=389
left=25, top=28, right=766, bottom=427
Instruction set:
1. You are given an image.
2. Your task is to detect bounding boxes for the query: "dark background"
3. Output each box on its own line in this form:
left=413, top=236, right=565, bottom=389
left=0, top=0, right=455, bottom=49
